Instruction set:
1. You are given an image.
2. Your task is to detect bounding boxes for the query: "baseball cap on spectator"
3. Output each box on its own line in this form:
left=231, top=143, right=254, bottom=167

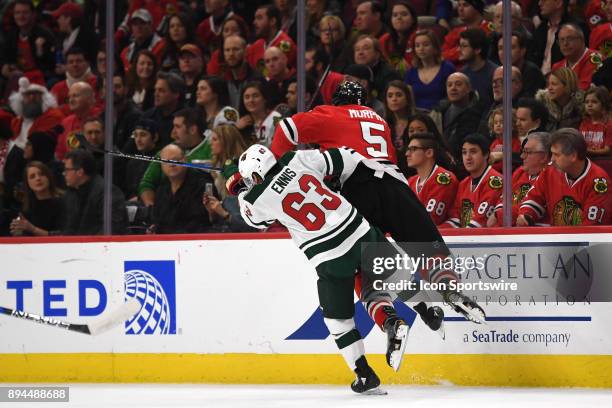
left=130, top=9, right=153, bottom=24
left=179, top=44, right=203, bottom=59
left=344, top=64, right=374, bottom=84
left=51, top=2, right=84, bottom=19
left=134, top=118, right=159, bottom=135
left=464, top=0, right=485, bottom=15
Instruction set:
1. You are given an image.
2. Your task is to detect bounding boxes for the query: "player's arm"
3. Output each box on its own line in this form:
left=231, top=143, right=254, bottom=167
left=237, top=192, right=275, bottom=230
left=270, top=116, right=301, bottom=158
left=441, top=193, right=461, bottom=228
left=581, top=177, right=610, bottom=225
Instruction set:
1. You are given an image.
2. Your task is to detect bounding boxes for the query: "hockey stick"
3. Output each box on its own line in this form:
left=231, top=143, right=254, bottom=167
left=306, top=23, right=336, bottom=111
left=74, top=133, right=222, bottom=172
left=0, top=298, right=141, bottom=336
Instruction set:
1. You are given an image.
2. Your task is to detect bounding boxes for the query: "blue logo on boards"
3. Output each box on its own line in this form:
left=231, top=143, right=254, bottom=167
left=286, top=301, right=417, bottom=340
left=124, top=260, right=177, bottom=335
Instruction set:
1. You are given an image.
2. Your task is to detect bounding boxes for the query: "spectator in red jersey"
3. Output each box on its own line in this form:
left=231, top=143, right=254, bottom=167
left=9, top=77, right=64, bottom=151
left=487, top=131, right=552, bottom=227
left=487, top=107, right=521, bottom=173
left=579, top=86, right=612, bottom=157
left=536, top=67, right=584, bottom=131
left=55, top=82, right=101, bottom=160
left=589, top=0, right=612, bottom=58
left=50, top=47, right=98, bottom=115
left=352, top=1, right=387, bottom=39
left=126, top=50, right=158, bottom=112
left=158, top=12, right=195, bottom=72
left=406, top=132, right=459, bottom=226
left=518, top=128, right=611, bottom=226
left=443, top=133, right=503, bottom=228
left=1, top=0, right=55, bottom=88
left=196, top=0, right=234, bottom=54
left=51, top=2, right=98, bottom=77
left=441, top=0, right=493, bottom=67
left=552, top=23, right=603, bottom=91
left=248, top=4, right=297, bottom=74
left=379, top=1, right=417, bottom=77
left=120, top=9, right=165, bottom=73
left=206, top=15, right=250, bottom=76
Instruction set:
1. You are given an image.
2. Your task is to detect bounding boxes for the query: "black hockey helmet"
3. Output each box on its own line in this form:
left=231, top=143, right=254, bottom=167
left=332, top=80, right=366, bottom=106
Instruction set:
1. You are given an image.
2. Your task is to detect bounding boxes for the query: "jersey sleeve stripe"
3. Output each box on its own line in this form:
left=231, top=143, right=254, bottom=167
left=322, top=151, right=332, bottom=176
left=327, top=148, right=344, bottom=177
left=280, top=118, right=299, bottom=145
left=299, top=207, right=356, bottom=250
left=521, top=200, right=545, bottom=217
left=303, top=212, right=364, bottom=260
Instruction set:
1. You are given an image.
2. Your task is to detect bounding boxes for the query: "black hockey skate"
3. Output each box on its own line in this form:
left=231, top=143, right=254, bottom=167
left=442, top=290, right=486, bottom=324
left=351, top=356, right=387, bottom=395
left=383, top=317, right=410, bottom=372
left=414, top=302, right=446, bottom=339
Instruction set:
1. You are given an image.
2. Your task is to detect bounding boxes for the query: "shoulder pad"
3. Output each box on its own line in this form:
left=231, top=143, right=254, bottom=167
left=436, top=172, right=452, bottom=185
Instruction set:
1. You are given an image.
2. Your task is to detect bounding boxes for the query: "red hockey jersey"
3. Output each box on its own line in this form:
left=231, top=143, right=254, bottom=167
left=408, top=165, right=458, bottom=225
left=493, top=166, right=547, bottom=226
left=441, top=20, right=494, bottom=67
left=270, top=104, right=398, bottom=164
left=519, top=160, right=611, bottom=225
left=551, top=48, right=603, bottom=91
left=247, top=30, right=297, bottom=75
left=444, top=166, right=503, bottom=228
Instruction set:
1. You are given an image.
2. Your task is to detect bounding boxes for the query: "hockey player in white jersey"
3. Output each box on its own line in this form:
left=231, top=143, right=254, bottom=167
left=238, top=144, right=409, bottom=394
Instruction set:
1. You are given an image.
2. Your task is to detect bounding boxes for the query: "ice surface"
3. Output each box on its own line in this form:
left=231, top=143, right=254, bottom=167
left=4, top=384, right=611, bottom=408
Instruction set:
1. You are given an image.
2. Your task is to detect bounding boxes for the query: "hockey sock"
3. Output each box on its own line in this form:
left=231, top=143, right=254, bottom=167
left=365, top=300, right=397, bottom=331
left=324, top=317, right=365, bottom=371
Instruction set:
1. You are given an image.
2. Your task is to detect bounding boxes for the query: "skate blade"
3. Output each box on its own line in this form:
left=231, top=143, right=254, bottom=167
left=360, top=387, right=388, bottom=396
left=436, top=320, right=446, bottom=340
left=390, top=324, right=410, bottom=372
left=456, top=303, right=487, bottom=325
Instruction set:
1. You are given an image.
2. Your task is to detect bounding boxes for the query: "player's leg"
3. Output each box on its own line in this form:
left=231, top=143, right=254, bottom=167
left=316, top=257, right=385, bottom=394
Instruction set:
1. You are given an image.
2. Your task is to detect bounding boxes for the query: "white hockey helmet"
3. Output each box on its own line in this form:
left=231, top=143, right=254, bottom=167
left=238, top=144, right=277, bottom=189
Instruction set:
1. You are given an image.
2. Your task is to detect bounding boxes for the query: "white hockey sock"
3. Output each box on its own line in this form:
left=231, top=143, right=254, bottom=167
left=324, top=317, right=365, bottom=371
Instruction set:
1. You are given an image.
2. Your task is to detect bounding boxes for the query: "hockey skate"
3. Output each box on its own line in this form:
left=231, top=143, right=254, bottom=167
left=351, top=356, right=387, bottom=395
left=414, top=302, right=446, bottom=340
left=442, top=290, right=486, bottom=324
left=383, top=317, right=410, bottom=372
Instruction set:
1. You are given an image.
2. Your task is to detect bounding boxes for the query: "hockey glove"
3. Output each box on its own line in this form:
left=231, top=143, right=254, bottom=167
left=223, top=159, right=245, bottom=195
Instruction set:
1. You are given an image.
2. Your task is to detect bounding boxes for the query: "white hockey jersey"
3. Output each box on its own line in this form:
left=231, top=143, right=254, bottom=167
left=239, top=148, right=385, bottom=266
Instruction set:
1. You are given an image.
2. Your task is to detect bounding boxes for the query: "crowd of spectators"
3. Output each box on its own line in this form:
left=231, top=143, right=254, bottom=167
left=0, top=0, right=610, bottom=236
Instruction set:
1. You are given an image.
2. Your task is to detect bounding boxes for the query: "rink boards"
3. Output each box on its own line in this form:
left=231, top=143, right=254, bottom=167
left=0, top=228, right=611, bottom=387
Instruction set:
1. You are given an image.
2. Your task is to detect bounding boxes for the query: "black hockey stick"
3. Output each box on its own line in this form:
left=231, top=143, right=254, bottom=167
left=74, top=133, right=222, bottom=172
left=0, top=298, right=140, bottom=335
left=306, top=23, right=336, bottom=111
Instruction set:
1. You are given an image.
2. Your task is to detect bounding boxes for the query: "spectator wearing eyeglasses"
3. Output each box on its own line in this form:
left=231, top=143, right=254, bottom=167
left=552, top=23, right=603, bottom=91
left=406, top=133, right=458, bottom=226
left=488, top=132, right=553, bottom=227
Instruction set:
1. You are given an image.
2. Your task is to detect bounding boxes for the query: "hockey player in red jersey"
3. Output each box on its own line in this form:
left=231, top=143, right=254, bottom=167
left=268, top=81, right=485, bottom=328
left=444, top=134, right=503, bottom=228
left=488, top=132, right=552, bottom=227
left=406, top=133, right=459, bottom=226
left=517, top=128, right=611, bottom=226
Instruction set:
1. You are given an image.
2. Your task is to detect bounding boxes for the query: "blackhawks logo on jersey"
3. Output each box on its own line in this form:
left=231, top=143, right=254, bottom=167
left=224, top=109, right=238, bottom=122
left=594, top=177, right=608, bottom=194
left=513, top=183, right=532, bottom=204
left=279, top=40, right=291, bottom=53
left=590, top=52, right=603, bottom=69
left=488, top=175, right=503, bottom=190
left=552, top=196, right=583, bottom=226
left=436, top=172, right=452, bottom=185
left=460, top=198, right=474, bottom=228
